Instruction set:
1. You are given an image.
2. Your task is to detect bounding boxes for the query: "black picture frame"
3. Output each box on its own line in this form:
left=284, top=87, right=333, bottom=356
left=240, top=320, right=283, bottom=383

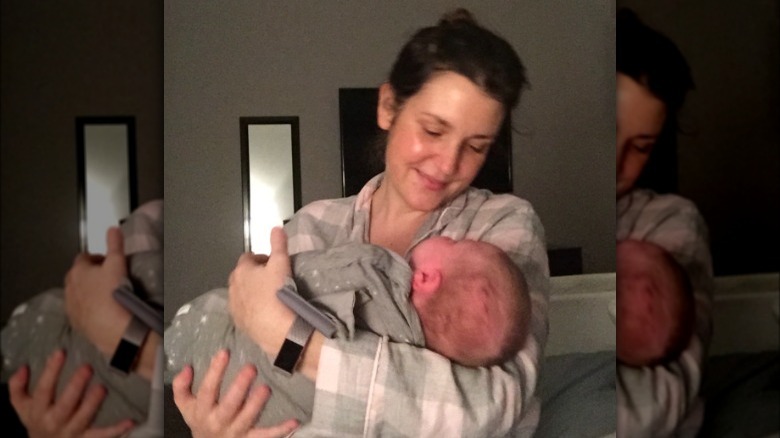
left=76, top=116, right=138, bottom=252
left=240, top=116, right=302, bottom=252
left=338, top=88, right=514, bottom=197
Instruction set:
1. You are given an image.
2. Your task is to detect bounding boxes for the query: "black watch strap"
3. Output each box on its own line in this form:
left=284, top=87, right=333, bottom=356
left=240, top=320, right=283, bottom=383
left=273, top=315, right=314, bottom=376
left=110, top=314, right=150, bottom=374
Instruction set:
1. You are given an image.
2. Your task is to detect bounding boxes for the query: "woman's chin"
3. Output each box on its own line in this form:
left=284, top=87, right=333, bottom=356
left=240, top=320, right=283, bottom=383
left=404, top=190, right=449, bottom=212
left=393, top=172, right=464, bottom=210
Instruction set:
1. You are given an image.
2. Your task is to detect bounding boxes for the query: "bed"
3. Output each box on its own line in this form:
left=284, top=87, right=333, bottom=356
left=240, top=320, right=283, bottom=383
left=536, top=272, right=779, bottom=437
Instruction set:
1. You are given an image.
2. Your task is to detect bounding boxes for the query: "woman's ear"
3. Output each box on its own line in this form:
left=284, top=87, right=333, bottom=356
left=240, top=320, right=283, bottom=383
left=377, top=82, right=397, bottom=130
left=412, top=267, right=442, bottom=296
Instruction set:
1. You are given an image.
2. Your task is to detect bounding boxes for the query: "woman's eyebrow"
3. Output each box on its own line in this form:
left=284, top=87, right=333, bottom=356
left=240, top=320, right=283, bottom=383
left=420, top=112, right=450, bottom=128
left=634, top=134, right=658, bottom=141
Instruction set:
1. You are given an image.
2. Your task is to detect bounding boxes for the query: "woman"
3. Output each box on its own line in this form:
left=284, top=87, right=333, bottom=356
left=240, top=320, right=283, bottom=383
left=173, top=9, right=549, bottom=437
left=616, top=9, right=713, bottom=437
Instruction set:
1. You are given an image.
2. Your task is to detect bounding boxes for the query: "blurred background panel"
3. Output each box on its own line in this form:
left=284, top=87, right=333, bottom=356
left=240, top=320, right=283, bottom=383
left=619, top=0, right=780, bottom=276
left=0, top=1, right=163, bottom=323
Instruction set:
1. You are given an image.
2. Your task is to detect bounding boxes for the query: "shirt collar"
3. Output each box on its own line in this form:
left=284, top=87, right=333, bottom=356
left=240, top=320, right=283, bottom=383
left=352, top=173, right=474, bottom=256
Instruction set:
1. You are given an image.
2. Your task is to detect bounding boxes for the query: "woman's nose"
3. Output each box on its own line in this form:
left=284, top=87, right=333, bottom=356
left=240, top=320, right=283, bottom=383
left=437, top=142, right=462, bottom=176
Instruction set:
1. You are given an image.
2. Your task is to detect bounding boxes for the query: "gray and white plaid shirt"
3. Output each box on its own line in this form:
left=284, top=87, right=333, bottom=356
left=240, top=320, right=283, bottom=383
left=286, top=174, right=549, bottom=438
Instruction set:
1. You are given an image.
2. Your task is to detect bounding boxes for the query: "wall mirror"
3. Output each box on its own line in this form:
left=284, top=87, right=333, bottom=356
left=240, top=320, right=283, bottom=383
left=240, top=117, right=301, bottom=253
left=76, top=116, right=138, bottom=253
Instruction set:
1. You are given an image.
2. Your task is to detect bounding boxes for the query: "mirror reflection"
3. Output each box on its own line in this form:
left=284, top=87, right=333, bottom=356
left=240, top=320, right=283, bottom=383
left=241, top=117, right=301, bottom=253
left=78, top=118, right=136, bottom=253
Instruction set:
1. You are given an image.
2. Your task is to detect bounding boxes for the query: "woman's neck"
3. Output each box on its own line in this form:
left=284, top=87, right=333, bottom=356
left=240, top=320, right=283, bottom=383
left=369, top=183, right=430, bottom=256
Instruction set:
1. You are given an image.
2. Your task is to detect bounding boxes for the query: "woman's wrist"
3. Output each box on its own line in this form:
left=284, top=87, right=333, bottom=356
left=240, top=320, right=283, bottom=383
left=94, top=310, right=133, bottom=358
left=256, top=306, right=297, bottom=355
left=264, top=313, right=323, bottom=381
left=134, top=331, right=160, bottom=381
left=298, top=331, right=323, bottom=381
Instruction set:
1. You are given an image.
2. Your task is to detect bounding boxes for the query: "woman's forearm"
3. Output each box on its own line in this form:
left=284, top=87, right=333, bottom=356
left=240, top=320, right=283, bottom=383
left=134, top=331, right=160, bottom=381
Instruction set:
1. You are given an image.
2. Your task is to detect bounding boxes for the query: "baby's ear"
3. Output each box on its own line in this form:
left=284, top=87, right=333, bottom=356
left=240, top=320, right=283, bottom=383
left=412, top=268, right=442, bottom=296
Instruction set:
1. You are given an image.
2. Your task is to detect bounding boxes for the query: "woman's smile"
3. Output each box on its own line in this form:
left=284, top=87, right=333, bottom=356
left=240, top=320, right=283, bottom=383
left=415, top=168, right=448, bottom=192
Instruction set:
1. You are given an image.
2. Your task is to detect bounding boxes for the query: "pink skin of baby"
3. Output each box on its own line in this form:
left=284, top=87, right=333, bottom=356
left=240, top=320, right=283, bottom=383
left=409, top=237, right=530, bottom=367
left=617, top=239, right=695, bottom=367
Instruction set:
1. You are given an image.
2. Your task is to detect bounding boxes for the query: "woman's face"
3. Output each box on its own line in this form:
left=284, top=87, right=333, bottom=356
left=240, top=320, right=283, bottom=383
left=616, top=73, right=667, bottom=198
left=377, top=71, right=504, bottom=212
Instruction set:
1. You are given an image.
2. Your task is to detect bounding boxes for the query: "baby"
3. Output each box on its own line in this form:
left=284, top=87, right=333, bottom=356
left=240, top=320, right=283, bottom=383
left=1, top=200, right=163, bottom=429
left=165, top=233, right=530, bottom=426
left=408, top=236, right=529, bottom=367
left=617, top=239, right=695, bottom=367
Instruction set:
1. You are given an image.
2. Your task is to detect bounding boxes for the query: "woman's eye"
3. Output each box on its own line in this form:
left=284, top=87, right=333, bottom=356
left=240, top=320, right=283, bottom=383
left=424, top=128, right=442, bottom=137
left=469, top=144, right=488, bottom=154
left=633, top=142, right=653, bottom=154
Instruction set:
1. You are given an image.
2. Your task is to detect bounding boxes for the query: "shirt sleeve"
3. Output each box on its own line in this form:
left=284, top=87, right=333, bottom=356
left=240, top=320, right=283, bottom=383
left=617, top=193, right=714, bottom=437
left=289, top=196, right=549, bottom=437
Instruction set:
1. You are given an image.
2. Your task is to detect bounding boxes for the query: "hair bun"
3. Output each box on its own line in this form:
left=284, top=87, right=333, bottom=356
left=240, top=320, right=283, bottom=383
left=439, top=8, right=477, bottom=27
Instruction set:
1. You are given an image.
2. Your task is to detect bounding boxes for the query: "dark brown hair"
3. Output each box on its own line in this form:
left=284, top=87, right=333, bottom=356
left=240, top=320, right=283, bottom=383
left=388, top=8, right=527, bottom=114
left=617, top=8, right=694, bottom=113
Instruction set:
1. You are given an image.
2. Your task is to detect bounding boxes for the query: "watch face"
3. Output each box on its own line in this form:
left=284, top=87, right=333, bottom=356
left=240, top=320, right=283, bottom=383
left=110, top=338, right=140, bottom=374
left=273, top=339, right=304, bottom=375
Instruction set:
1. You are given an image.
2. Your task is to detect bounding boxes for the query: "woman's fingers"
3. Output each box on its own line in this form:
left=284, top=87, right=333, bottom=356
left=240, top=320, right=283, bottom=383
left=240, top=385, right=300, bottom=438
left=8, top=365, right=31, bottom=414
left=173, top=354, right=294, bottom=436
left=9, top=356, right=124, bottom=437
left=232, top=384, right=272, bottom=433
left=236, top=252, right=264, bottom=268
left=82, top=419, right=135, bottom=438
left=254, top=254, right=270, bottom=264
left=67, top=383, right=107, bottom=432
left=50, top=364, right=93, bottom=425
left=247, top=418, right=300, bottom=438
left=32, top=349, right=67, bottom=411
left=269, top=227, right=289, bottom=259
left=172, top=365, right=196, bottom=417
left=216, top=364, right=257, bottom=425
left=197, top=350, right=230, bottom=409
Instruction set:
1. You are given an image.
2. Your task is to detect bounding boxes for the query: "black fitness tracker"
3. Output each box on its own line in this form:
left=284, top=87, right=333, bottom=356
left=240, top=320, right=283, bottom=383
left=110, top=314, right=150, bottom=374
left=273, top=315, right=315, bottom=376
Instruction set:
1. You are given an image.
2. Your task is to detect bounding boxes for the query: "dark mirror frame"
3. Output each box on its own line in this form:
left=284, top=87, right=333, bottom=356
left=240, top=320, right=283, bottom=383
left=76, top=116, right=138, bottom=252
left=240, top=116, right=302, bottom=252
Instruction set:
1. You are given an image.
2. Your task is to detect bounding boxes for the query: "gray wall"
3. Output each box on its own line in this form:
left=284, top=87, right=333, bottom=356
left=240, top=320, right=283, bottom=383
left=0, top=1, right=163, bottom=323
left=619, top=0, right=780, bottom=275
left=164, top=1, right=616, bottom=322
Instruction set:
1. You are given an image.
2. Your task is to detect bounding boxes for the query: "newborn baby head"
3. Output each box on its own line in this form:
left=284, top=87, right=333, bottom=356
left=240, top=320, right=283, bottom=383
left=617, top=239, right=695, bottom=367
left=409, top=237, right=530, bottom=367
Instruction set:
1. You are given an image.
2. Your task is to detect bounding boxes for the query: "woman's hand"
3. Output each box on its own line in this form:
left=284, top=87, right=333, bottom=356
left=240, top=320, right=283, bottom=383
left=64, top=227, right=131, bottom=358
left=228, top=227, right=324, bottom=379
left=64, top=227, right=158, bottom=380
left=8, top=350, right=135, bottom=438
left=172, top=349, right=299, bottom=438
left=228, top=227, right=296, bottom=355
